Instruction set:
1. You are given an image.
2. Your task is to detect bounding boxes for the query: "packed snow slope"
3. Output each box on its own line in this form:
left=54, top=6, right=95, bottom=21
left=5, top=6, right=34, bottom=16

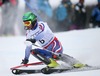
left=0, top=28, right=100, bottom=76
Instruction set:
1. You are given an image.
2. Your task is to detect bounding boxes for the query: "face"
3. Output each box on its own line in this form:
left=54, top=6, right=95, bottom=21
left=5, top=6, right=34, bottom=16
left=23, top=21, right=33, bottom=30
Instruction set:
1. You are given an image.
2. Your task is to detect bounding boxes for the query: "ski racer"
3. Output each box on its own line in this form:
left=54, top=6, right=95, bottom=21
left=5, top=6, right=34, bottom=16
left=21, top=12, right=84, bottom=70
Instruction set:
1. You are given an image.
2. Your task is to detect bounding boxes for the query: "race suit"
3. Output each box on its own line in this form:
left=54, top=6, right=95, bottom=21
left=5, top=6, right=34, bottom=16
left=24, top=21, right=63, bottom=60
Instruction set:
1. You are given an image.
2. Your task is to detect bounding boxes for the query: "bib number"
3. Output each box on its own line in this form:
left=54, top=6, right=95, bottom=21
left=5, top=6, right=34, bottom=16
left=39, top=39, right=45, bottom=44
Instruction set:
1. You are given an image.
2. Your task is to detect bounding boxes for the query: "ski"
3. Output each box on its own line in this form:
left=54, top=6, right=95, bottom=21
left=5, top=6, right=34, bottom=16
left=11, top=65, right=100, bottom=75
left=11, top=68, right=41, bottom=74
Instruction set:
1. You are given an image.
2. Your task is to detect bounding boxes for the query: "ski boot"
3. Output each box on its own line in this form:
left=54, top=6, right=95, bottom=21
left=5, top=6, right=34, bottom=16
left=73, top=63, right=86, bottom=68
left=41, top=58, right=59, bottom=74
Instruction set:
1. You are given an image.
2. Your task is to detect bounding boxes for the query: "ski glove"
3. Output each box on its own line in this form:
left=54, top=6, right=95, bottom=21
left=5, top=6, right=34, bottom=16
left=26, top=39, right=36, bottom=43
left=21, top=59, right=29, bottom=64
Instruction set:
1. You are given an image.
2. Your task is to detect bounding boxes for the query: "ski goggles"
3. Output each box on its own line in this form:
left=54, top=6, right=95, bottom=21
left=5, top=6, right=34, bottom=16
left=23, top=21, right=32, bottom=27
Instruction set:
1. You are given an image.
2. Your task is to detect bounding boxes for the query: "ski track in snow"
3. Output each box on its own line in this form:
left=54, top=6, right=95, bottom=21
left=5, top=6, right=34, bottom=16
left=0, top=28, right=100, bottom=76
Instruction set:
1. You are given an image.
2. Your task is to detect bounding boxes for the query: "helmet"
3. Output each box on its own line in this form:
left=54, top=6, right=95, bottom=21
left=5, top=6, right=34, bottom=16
left=23, top=12, right=37, bottom=22
left=23, top=12, right=37, bottom=30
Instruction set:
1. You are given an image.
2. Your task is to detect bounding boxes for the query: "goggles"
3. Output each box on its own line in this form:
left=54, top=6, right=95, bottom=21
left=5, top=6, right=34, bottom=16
left=23, top=21, right=32, bottom=26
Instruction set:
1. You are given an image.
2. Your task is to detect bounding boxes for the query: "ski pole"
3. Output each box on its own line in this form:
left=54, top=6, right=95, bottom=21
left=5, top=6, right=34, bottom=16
left=24, top=41, right=60, bottom=55
left=32, top=43, right=62, bottom=57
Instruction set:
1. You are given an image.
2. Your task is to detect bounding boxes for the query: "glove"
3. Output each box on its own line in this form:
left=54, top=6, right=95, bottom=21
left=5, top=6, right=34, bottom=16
left=21, top=59, right=29, bottom=64
left=26, top=39, right=36, bottom=43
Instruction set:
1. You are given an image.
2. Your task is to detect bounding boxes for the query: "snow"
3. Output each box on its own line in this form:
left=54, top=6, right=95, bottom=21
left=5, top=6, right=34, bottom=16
left=0, top=28, right=100, bottom=76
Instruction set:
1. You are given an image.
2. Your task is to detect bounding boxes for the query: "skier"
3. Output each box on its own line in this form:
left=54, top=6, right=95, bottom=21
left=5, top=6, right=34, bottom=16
left=21, top=12, right=85, bottom=72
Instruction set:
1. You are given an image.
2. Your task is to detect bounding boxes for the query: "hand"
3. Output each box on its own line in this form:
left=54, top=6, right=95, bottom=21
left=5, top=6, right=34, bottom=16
left=21, top=59, right=29, bottom=64
left=26, top=39, right=36, bottom=43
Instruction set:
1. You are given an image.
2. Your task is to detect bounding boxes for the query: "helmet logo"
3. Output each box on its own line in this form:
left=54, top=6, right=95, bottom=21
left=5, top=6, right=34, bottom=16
left=23, top=16, right=28, bottom=19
